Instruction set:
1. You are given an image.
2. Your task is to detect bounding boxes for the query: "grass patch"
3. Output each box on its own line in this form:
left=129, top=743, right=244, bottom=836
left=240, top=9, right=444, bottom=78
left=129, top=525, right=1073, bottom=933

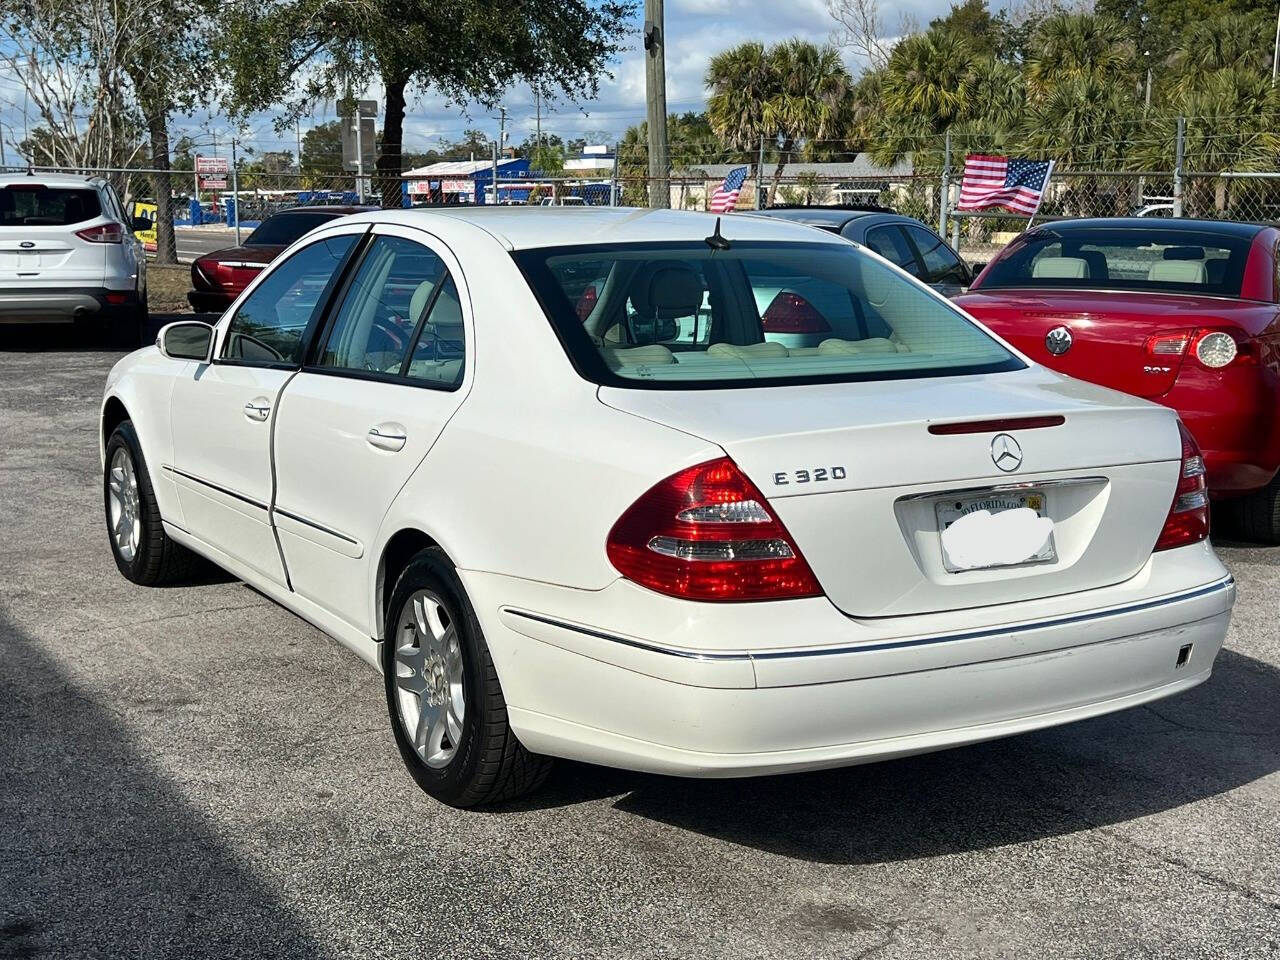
left=146, top=264, right=192, bottom=314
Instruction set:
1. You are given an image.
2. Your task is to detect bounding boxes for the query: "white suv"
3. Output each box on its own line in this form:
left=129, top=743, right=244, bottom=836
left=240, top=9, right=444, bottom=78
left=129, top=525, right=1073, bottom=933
left=0, top=173, right=147, bottom=343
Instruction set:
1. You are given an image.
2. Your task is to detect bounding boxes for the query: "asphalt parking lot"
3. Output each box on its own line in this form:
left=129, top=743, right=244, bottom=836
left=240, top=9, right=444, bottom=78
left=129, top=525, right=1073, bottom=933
left=2, top=331, right=1278, bottom=960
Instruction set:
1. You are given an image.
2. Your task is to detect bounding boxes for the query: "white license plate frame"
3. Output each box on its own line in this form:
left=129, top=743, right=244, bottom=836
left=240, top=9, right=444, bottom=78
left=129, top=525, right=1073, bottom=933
left=934, top=490, right=1056, bottom=573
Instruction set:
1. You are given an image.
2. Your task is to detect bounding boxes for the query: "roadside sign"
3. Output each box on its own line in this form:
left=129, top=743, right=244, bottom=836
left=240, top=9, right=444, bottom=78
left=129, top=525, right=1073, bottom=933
left=200, top=176, right=227, bottom=190
left=195, top=155, right=229, bottom=175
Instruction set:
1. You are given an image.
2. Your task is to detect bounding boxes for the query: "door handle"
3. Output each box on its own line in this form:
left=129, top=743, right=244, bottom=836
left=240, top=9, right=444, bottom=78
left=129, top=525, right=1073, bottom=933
left=243, top=397, right=272, bottom=422
left=367, top=423, right=407, bottom=452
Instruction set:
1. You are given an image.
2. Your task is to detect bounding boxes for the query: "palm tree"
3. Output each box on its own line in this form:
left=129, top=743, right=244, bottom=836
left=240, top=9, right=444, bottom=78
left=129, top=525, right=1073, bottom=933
left=880, top=31, right=976, bottom=129
left=705, top=39, right=853, bottom=207
left=1024, top=13, right=1134, bottom=100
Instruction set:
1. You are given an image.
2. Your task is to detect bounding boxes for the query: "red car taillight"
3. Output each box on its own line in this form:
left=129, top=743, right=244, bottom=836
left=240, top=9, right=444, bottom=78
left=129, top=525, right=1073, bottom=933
left=1145, top=328, right=1252, bottom=370
left=606, top=457, right=822, bottom=601
left=761, top=292, right=832, bottom=335
left=1154, top=421, right=1209, bottom=552
left=75, top=222, right=124, bottom=243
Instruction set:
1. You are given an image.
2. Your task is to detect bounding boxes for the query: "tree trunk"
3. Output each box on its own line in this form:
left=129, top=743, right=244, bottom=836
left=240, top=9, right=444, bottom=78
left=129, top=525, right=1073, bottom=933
left=767, top=139, right=793, bottom=208
left=133, top=83, right=177, bottom=265
left=377, top=70, right=410, bottom=209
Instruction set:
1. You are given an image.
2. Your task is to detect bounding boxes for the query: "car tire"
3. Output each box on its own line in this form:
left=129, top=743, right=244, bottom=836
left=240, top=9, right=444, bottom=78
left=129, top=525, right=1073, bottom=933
left=104, top=420, right=201, bottom=585
left=383, top=548, right=552, bottom=807
left=1230, top=473, right=1280, bottom=544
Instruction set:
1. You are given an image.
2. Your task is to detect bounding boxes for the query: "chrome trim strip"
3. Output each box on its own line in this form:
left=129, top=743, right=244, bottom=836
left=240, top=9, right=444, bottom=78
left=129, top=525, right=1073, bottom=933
left=272, top=506, right=359, bottom=546
left=503, top=610, right=751, bottom=662
left=503, top=576, right=1234, bottom=664
left=896, top=476, right=1107, bottom=503
left=162, top=465, right=269, bottom=512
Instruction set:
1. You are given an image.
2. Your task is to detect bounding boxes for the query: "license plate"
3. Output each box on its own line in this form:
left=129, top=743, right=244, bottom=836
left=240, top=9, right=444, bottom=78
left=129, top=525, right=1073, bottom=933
left=935, top=490, right=1056, bottom=572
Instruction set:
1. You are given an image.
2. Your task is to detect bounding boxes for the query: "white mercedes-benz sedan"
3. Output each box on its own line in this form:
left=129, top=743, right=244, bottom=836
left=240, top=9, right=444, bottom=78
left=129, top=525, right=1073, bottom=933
left=100, top=207, right=1235, bottom=806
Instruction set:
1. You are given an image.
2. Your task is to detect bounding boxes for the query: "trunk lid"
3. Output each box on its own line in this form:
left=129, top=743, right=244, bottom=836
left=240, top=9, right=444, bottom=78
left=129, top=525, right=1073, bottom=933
left=599, top=366, right=1182, bottom=617
left=0, top=224, right=105, bottom=286
left=193, top=244, right=280, bottom=297
left=955, top=289, right=1258, bottom=399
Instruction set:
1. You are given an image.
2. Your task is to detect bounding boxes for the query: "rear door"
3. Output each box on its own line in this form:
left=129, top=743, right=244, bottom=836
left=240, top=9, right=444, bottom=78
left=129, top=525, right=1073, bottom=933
left=271, top=224, right=472, bottom=635
left=0, top=182, right=106, bottom=287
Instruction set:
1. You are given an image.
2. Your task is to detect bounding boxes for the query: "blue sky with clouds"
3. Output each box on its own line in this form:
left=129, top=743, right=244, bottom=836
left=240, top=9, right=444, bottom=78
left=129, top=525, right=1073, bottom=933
left=1, top=0, right=960, bottom=163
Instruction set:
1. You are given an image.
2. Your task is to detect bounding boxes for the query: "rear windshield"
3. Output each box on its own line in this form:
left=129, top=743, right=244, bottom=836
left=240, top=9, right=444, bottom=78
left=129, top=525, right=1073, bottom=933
left=0, top=186, right=102, bottom=226
left=513, top=241, right=1022, bottom=389
left=245, top=211, right=340, bottom=246
left=978, top=227, right=1255, bottom=298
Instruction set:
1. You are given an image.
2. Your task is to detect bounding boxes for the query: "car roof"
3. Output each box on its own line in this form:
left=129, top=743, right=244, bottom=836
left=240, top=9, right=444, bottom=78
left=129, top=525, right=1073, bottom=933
left=0, top=172, right=104, bottom=189
left=1034, top=217, right=1270, bottom=239
left=274, top=205, right=379, bottom=216
left=336, top=206, right=853, bottom=251
left=747, top=206, right=891, bottom=230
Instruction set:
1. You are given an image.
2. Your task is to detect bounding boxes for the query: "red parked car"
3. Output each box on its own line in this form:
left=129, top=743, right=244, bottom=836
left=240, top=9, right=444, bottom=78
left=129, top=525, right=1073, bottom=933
left=955, top=218, right=1280, bottom=541
left=188, top=205, right=375, bottom=312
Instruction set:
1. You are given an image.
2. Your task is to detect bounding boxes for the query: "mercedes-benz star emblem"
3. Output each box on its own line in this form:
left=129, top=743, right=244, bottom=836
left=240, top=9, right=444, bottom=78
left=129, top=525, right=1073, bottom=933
left=991, top=433, right=1023, bottom=473
left=1045, top=325, right=1073, bottom=356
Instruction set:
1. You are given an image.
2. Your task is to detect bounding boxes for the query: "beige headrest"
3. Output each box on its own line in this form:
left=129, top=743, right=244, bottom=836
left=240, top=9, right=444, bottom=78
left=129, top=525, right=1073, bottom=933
left=707, top=342, right=789, bottom=360
left=818, top=337, right=901, bottom=355
left=1032, top=256, right=1089, bottom=279
left=600, top=344, right=676, bottom=369
left=1148, top=259, right=1207, bottom=284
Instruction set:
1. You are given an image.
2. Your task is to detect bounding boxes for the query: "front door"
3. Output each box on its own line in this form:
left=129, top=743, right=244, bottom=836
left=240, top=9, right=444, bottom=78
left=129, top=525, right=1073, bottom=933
left=272, top=225, right=471, bottom=634
left=169, top=228, right=364, bottom=585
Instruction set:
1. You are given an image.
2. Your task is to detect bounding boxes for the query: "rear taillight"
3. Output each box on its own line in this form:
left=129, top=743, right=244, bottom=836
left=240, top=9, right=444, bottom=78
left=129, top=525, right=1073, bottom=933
left=761, top=292, right=832, bottom=335
left=606, top=457, right=822, bottom=601
left=1145, top=327, right=1250, bottom=370
left=75, top=222, right=124, bottom=243
left=1154, top=421, right=1209, bottom=552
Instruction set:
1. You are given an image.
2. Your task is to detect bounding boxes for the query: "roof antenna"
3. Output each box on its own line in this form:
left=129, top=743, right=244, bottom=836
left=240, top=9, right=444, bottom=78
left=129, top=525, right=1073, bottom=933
left=704, top=216, right=730, bottom=251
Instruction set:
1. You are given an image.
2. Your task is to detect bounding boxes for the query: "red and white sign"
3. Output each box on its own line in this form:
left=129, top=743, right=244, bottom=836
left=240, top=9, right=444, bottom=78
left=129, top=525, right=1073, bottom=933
left=195, top=155, right=229, bottom=175
left=407, top=180, right=433, bottom=196
left=199, top=176, right=227, bottom=190
left=441, top=178, right=471, bottom=194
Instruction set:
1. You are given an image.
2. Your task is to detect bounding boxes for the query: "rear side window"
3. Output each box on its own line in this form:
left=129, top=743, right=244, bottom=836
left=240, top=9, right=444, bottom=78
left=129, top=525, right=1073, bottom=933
left=315, top=235, right=464, bottom=389
left=222, top=234, right=358, bottom=365
left=906, top=225, right=968, bottom=285
left=0, top=186, right=102, bottom=226
left=514, top=241, right=1022, bottom=389
left=863, top=225, right=919, bottom=276
left=978, top=227, right=1254, bottom=297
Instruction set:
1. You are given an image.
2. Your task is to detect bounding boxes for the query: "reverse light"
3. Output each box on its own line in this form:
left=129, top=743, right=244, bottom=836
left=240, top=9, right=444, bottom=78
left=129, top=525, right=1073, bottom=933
left=75, top=222, right=124, bottom=243
left=606, top=457, right=822, bottom=601
left=1154, top=421, right=1210, bottom=552
left=761, top=292, right=832, bottom=335
left=1193, top=331, right=1237, bottom=369
left=1146, top=328, right=1249, bottom=370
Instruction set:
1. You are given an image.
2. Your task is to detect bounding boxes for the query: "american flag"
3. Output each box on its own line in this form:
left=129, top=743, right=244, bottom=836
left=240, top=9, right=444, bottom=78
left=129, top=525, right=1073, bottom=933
left=709, top=165, right=749, bottom=213
left=957, top=155, right=1054, bottom=215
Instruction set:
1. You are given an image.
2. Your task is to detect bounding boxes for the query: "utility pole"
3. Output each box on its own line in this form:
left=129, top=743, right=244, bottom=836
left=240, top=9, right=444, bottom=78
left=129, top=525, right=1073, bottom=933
left=354, top=113, right=364, bottom=202
left=755, top=136, right=765, bottom=209
left=643, top=0, right=669, bottom=209
left=534, top=88, right=541, bottom=153
left=610, top=142, right=619, bottom=206
left=1173, top=116, right=1185, bottom=218
left=231, top=137, right=241, bottom=245
left=498, top=106, right=507, bottom=157
left=295, top=119, right=302, bottom=168
left=939, top=129, right=951, bottom=237
left=491, top=139, right=499, bottom=205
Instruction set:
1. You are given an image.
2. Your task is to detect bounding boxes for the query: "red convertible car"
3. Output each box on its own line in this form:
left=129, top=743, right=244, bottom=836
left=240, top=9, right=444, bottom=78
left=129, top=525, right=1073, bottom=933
left=955, top=218, right=1280, bottom=541
left=188, top=205, right=374, bottom=312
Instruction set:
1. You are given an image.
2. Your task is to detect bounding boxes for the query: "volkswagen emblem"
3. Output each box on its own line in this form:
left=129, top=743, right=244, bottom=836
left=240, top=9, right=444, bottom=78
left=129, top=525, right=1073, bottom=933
left=1045, top=325, right=1073, bottom=356
left=991, top=433, right=1023, bottom=473
left=19, top=241, right=34, bottom=249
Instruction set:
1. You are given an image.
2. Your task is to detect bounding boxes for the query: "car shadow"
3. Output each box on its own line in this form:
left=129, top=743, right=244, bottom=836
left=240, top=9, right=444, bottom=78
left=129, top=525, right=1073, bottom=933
left=0, top=610, right=322, bottom=958
left=519, top=648, right=1280, bottom=866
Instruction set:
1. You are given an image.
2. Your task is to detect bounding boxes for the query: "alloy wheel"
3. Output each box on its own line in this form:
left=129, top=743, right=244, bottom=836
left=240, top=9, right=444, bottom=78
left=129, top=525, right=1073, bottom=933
left=107, top=447, right=142, bottom=562
left=393, top=590, right=466, bottom=769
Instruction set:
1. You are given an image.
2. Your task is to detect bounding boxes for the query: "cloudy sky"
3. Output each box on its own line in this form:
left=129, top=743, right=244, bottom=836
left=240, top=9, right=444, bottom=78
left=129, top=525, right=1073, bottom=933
left=0, top=0, right=959, bottom=165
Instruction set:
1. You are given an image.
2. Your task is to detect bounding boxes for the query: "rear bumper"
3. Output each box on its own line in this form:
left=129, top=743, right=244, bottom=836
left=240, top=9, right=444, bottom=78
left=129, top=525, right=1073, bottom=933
left=462, top=543, right=1234, bottom=777
left=187, top=289, right=235, bottom=313
left=0, top=286, right=137, bottom=325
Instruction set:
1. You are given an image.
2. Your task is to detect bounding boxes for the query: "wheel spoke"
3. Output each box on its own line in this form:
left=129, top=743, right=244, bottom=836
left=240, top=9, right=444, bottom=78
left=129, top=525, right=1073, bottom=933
left=415, top=698, right=439, bottom=750
left=445, top=697, right=463, bottom=747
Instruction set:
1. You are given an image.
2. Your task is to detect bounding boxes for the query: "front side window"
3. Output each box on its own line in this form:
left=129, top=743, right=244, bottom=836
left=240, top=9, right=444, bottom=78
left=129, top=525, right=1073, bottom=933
left=515, top=241, right=1022, bottom=389
left=222, top=234, right=358, bottom=364
left=906, top=225, right=968, bottom=285
left=316, top=235, right=465, bottom=388
left=978, top=227, right=1254, bottom=297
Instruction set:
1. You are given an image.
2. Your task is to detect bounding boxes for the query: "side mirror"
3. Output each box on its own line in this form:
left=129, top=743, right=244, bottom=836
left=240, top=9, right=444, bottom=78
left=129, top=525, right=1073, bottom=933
left=132, top=216, right=153, bottom=232
left=157, top=321, right=214, bottom=362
